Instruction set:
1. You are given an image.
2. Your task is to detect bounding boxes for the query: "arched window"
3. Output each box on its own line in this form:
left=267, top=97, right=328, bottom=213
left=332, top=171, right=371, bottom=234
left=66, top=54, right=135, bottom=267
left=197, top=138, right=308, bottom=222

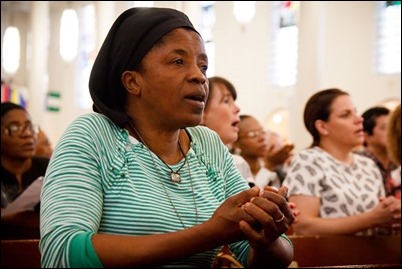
left=2, top=26, right=20, bottom=75
left=76, top=4, right=96, bottom=109
left=269, top=1, right=300, bottom=87
left=375, top=1, right=401, bottom=74
left=201, top=1, right=216, bottom=77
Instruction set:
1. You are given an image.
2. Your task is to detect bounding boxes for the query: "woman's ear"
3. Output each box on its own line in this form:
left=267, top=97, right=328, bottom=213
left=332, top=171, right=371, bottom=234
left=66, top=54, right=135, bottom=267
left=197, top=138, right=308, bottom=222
left=122, top=71, right=141, bottom=96
left=315, top=119, right=329, bottom=136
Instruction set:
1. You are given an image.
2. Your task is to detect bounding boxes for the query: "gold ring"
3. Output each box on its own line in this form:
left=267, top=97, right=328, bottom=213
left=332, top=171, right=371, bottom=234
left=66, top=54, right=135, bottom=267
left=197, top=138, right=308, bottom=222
left=274, top=214, right=285, bottom=223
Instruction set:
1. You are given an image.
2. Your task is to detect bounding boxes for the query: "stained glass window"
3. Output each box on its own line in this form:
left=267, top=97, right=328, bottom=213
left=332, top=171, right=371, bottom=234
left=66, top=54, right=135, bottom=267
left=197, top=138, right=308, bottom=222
left=269, top=1, right=300, bottom=87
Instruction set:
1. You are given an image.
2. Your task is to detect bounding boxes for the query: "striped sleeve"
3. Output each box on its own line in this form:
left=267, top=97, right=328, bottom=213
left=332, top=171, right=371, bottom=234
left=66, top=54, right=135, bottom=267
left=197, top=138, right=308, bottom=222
left=40, top=113, right=117, bottom=267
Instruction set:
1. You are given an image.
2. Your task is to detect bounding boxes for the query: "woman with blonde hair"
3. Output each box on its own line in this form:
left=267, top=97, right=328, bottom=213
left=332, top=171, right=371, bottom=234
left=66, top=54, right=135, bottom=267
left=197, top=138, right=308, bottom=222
left=386, top=104, right=401, bottom=198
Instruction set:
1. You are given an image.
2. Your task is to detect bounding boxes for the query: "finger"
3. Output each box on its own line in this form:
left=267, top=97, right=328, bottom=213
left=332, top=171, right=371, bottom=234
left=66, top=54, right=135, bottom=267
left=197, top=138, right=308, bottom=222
left=292, top=208, right=300, bottom=217
left=239, top=220, right=271, bottom=245
left=258, top=192, right=293, bottom=219
left=287, top=201, right=300, bottom=218
left=263, top=186, right=278, bottom=193
left=384, top=196, right=396, bottom=203
left=243, top=200, right=274, bottom=226
left=248, top=197, right=293, bottom=228
left=268, top=143, right=276, bottom=152
left=259, top=186, right=278, bottom=197
left=233, top=186, right=260, bottom=206
left=380, top=199, right=395, bottom=208
left=283, top=144, right=295, bottom=152
left=390, top=205, right=401, bottom=213
left=259, top=189, right=288, bottom=206
left=259, top=187, right=296, bottom=223
left=263, top=186, right=287, bottom=198
left=288, top=201, right=296, bottom=208
left=255, top=198, right=294, bottom=226
left=278, top=186, right=288, bottom=198
left=243, top=199, right=293, bottom=235
left=248, top=198, right=283, bottom=222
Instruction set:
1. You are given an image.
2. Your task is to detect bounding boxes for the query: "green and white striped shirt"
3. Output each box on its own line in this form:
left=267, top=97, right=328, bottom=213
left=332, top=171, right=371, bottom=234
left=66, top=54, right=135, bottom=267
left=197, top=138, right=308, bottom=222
left=40, top=113, right=252, bottom=268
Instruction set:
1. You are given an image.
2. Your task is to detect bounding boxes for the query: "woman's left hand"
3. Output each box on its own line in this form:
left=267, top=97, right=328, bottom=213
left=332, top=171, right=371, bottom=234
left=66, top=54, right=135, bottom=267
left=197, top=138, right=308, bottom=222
left=239, top=186, right=295, bottom=251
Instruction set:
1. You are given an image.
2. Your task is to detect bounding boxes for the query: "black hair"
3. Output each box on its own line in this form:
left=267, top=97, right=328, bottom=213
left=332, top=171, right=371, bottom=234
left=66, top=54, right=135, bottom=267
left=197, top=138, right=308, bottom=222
left=303, top=88, right=349, bottom=147
left=89, top=7, right=198, bottom=127
left=1, top=102, right=25, bottom=120
left=362, top=106, right=390, bottom=135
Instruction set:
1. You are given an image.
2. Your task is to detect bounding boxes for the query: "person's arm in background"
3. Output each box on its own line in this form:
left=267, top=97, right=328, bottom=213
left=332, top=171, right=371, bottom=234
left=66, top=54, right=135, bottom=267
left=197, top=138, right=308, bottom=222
left=289, top=194, right=400, bottom=235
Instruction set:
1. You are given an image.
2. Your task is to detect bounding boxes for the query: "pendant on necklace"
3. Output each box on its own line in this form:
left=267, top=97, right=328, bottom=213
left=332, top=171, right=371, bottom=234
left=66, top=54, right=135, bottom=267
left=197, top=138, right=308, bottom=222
left=171, top=172, right=182, bottom=183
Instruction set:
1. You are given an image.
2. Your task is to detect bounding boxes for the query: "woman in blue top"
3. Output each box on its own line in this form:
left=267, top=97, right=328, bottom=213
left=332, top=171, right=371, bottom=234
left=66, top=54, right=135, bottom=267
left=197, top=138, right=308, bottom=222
left=39, top=7, right=295, bottom=268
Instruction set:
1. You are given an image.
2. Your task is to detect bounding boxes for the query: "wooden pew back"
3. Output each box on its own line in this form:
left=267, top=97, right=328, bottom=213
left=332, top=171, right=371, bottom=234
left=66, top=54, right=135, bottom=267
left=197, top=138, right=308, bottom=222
left=1, top=236, right=400, bottom=268
left=288, top=234, right=401, bottom=267
left=1, top=239, right=41, bottom=268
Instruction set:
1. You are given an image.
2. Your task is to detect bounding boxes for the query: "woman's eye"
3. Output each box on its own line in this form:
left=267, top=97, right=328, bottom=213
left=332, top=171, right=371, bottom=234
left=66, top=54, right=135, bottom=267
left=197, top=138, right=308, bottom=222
left=174, top=59, right=184, bottom=65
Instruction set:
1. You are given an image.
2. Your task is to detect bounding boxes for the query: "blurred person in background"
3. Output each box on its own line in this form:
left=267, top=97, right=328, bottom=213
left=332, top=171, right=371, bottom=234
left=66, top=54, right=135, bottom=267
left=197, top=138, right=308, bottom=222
left=283, top=88, right=400, bottom=236
left=358, top=106, right=397, bottom=196
left=386, top=104, right=401, bottom=199
left=233, top=115, right=293, bottom=189
left=1, top=102, right=49, bottom=239
left=264, top=130, right=294, bottom=184
left=34, top=128, right=53, bottom=159
left=202, top=76, right=253, bottom=182
left=203, top=77, right=299, bottom=243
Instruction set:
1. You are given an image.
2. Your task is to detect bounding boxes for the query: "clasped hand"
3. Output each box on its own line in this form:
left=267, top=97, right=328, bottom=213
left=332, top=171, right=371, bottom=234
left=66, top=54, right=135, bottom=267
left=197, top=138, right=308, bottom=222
left=211, top=186, right=295, bottom=248
left=377, top=196, right=401, bottom=230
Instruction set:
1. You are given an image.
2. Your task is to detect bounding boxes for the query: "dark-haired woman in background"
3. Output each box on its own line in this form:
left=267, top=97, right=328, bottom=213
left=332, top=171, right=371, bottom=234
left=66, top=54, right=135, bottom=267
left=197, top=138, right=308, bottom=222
left=1, top=102, right=49, bottom=239
left=358, top=106, right=397, bottom=196
left=283, top=88, right=400, bottom=235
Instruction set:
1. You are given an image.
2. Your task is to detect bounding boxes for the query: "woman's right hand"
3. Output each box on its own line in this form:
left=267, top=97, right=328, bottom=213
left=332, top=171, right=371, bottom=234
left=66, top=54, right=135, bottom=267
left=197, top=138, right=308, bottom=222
left=208, top=186, right=261, bottom=243
left=264, top=143, right=294, bottom=171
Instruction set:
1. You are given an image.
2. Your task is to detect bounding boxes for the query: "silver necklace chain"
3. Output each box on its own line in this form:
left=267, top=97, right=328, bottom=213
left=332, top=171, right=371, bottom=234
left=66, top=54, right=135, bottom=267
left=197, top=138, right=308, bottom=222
left=127, top=121, right=198, bottom=229
left=164, top=141, right=186, bottom=183
left=129, top=121, right=186, bottom=183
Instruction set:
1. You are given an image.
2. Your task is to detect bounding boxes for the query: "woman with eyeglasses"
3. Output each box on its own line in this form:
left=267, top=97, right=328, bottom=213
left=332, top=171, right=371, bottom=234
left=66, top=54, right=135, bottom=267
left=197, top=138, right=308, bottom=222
left=233, top=115, right=294, bottom=190
left=1, top=101, right=49, bottom=239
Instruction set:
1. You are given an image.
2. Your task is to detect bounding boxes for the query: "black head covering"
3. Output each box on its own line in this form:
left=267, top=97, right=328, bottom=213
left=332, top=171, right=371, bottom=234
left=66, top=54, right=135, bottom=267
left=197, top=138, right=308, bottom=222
left=1, top=102, right=25, bottom=120
left=89, top=7, right=199, bottom=127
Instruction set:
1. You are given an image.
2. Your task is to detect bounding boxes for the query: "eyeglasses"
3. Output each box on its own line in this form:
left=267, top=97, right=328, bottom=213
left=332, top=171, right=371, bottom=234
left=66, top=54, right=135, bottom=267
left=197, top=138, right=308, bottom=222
left=239, top=129, right=265, bottom=139
left=1, top=123, right=39, bottom=137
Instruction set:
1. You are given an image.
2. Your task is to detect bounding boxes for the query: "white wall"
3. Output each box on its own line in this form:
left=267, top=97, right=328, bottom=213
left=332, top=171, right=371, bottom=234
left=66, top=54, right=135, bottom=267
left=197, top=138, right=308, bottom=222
left=1, top=1, right=400, bottom=152
left=292, top=2, right=401, bottom=150
left=212, top=1, right=401, bottom=151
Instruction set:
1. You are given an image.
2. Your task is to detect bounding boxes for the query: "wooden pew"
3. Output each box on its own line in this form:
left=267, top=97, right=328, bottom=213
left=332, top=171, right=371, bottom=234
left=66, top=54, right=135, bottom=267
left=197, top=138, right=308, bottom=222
left=1, top=239, right=41, bottom=268
left=1, top=211, right=40, bottom=240
left=288, top=234, right=401, bottom=268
